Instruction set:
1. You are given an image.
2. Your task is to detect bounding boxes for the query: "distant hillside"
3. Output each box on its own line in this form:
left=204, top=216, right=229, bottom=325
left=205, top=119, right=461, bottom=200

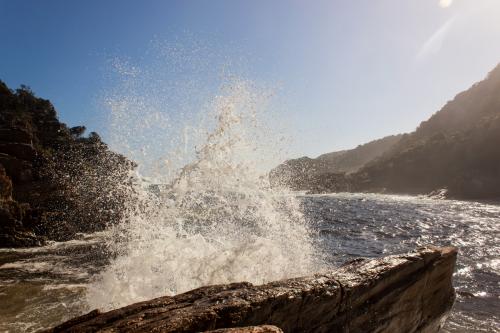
left=353, top=64, right=500, bottom=199
left=316, top=135, right=403, bottom=173
left=270, top=63, right=500, bottom=199
left=269, top=134, right=402, bottom=190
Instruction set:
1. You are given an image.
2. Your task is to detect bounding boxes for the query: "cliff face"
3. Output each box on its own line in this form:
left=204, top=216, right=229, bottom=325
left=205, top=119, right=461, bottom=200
left=272, top=63, right=500, bottom=199
left=0, top=81, right=135, bottom=247
left=45, top=246, right=457, bottom=333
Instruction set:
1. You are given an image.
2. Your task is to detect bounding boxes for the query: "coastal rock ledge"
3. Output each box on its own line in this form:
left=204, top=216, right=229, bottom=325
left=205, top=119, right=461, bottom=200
left=46, top=246, right=457, bottom=333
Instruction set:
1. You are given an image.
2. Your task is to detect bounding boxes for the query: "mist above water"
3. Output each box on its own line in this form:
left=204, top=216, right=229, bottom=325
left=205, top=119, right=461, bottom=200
left=85, top=45, right=324, bottom=310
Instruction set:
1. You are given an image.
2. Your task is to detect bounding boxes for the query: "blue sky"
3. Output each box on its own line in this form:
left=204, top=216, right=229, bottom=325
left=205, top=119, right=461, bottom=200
left=2, top=0, right=500, bottom=160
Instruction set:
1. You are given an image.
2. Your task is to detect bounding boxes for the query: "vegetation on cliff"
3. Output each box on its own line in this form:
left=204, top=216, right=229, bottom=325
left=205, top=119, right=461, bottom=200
left=271, top=63, right=500, bottom=199
left=0, top=81, right=135, bottom=247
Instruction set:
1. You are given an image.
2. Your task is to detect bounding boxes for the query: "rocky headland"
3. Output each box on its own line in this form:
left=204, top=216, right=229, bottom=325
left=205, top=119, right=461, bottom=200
left=271, top=63, right=500, bottom=200
left=269, top=134, right=403, bottom=191
left=45, top=246, right=457, bottom=333
left=0, top=81, right=135, bottom=247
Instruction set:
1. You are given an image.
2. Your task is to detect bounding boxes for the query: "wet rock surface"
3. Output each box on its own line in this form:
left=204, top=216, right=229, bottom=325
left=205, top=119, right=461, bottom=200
left=45, top=246, right=457, bottom=333
left=204, top=326, right=283, bottom=332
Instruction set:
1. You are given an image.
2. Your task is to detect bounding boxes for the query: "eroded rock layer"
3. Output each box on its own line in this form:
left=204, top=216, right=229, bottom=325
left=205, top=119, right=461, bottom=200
left=46, top=246, right=457, bottom=333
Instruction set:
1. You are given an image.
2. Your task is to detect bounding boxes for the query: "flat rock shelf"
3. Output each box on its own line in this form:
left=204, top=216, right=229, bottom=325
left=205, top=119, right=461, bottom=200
left=44, top=246, right=457, bottom=333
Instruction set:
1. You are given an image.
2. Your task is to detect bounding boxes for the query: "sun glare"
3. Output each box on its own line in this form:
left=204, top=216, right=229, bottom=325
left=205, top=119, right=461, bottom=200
left=439, top=0, right=453, bottom=8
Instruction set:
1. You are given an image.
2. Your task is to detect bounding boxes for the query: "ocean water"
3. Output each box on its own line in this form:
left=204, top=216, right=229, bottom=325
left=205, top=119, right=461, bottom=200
left=0, top=194, right=498, bottom=332
left=301, top=193, right=500, bottom=332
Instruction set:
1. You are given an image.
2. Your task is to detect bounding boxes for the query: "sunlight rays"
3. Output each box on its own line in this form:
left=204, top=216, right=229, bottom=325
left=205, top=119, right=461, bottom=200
left=439, top=0, right=453, bottom=8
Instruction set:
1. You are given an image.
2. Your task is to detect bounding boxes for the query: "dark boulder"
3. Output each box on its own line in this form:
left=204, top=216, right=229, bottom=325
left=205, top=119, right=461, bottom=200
left=0, top=165, right=41, bottom=247
left=0, top=128, right=33, bottom=144
left=0, top=142, right=36, bottom=161
left=0, top=153, right=33, bottom=183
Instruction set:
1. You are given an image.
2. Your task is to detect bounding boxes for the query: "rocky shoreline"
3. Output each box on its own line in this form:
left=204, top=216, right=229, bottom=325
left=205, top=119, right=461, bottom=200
left=45, top=246, right=457, bottom=333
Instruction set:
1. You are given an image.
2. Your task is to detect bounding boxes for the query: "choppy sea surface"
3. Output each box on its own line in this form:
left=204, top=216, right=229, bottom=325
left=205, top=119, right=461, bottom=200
left=0, top=193, right=498, bottom=332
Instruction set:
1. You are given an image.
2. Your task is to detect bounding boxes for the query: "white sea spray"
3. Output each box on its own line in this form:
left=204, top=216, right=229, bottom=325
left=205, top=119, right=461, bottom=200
left=85, top=47, right=323, bottom=310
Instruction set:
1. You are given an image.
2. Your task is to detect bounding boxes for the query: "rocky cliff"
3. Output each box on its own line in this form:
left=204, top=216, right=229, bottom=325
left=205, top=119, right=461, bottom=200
left=271, top=63, right=500, bottom=199
left=45, top=246, right=456, bottom=333
left=352, top=64, right=500, bottom=199
left=0, top=81, right=135, bottom=247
